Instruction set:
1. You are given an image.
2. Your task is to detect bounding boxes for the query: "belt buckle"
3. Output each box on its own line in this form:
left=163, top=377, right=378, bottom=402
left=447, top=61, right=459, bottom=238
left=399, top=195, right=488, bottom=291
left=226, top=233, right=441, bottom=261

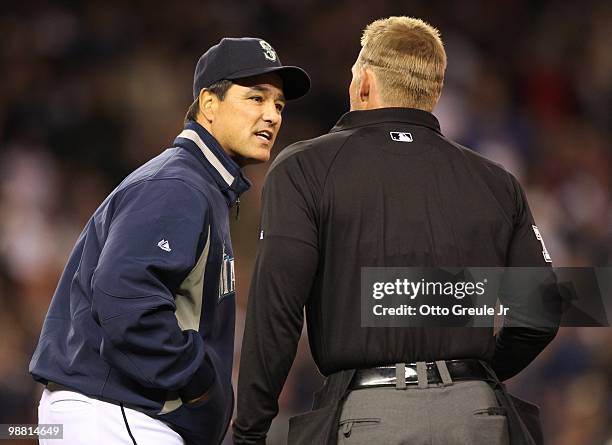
left=402, top=365, right=419, bottom=384
left=356, top=365, right=420, bottom=387
left=355, top=368, right=394, bottom=386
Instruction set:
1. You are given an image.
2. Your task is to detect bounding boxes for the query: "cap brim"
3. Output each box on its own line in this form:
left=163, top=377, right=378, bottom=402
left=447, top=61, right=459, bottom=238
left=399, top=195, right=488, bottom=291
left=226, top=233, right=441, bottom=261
left=226, top=66, right=311, bottom=100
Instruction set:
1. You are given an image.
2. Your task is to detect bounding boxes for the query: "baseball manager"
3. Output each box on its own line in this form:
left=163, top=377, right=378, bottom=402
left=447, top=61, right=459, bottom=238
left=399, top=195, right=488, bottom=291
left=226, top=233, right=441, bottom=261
left=30, top=37, right=310, bottom=445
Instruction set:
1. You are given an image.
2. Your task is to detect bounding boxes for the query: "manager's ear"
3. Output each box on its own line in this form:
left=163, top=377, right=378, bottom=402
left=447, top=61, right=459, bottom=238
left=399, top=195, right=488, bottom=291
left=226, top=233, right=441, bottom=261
left=198, top=89, right=218, bottom=123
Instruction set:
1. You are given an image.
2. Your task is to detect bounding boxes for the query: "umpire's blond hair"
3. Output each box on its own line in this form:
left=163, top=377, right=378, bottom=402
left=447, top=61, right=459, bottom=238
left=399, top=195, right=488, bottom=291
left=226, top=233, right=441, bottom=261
left=357, top=16, right=446, bottom=111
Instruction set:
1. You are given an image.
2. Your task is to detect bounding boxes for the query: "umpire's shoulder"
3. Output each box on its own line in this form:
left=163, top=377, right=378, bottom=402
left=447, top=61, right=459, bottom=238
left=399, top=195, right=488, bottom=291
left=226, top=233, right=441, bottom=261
left=445, top=138, right=525, bottom=211
left=447, top=139, right=517, bottom=183
left=268, top=131, right=347, bottom=175
left=263, top=132, right=346, bottom=196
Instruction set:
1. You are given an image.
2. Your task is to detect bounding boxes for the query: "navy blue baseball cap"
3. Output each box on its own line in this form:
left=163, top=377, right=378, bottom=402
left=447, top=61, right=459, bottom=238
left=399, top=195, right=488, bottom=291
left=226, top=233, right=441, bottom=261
left=193, top=37, right=311, bottom=101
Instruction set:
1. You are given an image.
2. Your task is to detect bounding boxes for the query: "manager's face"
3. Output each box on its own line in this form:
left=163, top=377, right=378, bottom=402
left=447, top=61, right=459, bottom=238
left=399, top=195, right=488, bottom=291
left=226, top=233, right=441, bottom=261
left=209, top=73, right=285, bottom=166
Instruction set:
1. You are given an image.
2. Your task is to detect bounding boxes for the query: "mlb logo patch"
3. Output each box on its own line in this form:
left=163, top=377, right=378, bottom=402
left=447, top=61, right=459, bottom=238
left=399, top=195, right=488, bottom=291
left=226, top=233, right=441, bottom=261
left=532, top=225, right=552, bottom=263
left=390, top=131, right=413, bottom=142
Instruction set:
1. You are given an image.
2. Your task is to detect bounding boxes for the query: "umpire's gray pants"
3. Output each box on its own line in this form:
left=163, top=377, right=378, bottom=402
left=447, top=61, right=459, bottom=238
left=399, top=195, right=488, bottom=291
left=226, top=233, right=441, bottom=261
left=337, top=379, right=509, bottom=444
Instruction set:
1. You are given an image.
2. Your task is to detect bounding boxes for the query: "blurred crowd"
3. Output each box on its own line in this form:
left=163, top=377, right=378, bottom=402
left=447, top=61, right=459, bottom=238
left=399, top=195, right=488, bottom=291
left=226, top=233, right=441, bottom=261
left=0, top=1, right=610, bottom=444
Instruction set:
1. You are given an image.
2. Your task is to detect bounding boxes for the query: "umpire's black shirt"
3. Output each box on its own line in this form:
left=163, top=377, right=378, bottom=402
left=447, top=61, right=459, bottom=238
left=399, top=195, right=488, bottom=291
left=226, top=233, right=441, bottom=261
left=234, top=108, right=556, bottom=442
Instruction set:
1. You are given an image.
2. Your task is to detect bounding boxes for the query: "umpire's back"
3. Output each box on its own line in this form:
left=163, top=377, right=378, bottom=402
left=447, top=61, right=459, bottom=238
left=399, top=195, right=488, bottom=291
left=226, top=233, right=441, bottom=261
left=265, top=105, right=550, bottom=376
left=234, top=16, right=556, bottom=445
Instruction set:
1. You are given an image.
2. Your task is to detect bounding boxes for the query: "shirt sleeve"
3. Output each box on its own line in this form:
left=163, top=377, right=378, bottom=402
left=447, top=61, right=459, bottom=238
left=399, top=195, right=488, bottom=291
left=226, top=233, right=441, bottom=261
left=492, top=175, right=558, bottom=381
left=505, top=175, right=552, bottom=266
left=91, top=179, right=214, bottom=402
left=233, top=156, right=319, bottom=444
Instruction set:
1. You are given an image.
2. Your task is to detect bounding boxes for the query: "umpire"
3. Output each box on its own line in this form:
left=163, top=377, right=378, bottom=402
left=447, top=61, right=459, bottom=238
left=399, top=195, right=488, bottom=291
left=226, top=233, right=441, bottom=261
left=30, top=37, right=310, bottom=445
left=233, top=17, right=557, bottom=445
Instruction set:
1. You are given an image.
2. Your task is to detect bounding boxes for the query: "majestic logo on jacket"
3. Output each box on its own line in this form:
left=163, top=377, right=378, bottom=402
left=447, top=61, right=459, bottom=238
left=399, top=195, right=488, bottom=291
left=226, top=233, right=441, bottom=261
left=219, top=251, right=236, bottom=301
left=157, top=239, right=172, bottom=252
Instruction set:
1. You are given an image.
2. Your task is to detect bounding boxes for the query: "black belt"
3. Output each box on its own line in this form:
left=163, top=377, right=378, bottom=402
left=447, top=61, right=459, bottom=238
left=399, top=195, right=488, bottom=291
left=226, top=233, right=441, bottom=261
left=350, top=359, right=489, bottom=389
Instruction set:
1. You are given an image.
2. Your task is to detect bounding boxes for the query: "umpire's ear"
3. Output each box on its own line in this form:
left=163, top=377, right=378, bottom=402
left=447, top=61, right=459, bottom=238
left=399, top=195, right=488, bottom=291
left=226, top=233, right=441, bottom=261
left=358, top=66, right=383, bottom=109
left=198, top=88, right=219, bottom=123
left=358, top=65, right=370, bottom=102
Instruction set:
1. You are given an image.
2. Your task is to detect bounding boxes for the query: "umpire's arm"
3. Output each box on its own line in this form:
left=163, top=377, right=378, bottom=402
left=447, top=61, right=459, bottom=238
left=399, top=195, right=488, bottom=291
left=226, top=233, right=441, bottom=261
left=233, top=150, right=319, bottom=444
left=492, top=174, right=559, bottom=381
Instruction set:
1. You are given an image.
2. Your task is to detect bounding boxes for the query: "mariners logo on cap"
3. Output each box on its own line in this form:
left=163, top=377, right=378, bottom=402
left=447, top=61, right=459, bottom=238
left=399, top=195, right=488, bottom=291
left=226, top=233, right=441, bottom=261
left=259, top=40, right=277, bottom=61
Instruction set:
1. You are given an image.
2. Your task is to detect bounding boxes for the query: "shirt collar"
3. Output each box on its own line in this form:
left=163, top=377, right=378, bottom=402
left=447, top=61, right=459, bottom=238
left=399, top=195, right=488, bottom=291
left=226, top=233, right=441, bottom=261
left=174, top=120, right=251, bottom=205
left=330, top=108, right=442, bottom=134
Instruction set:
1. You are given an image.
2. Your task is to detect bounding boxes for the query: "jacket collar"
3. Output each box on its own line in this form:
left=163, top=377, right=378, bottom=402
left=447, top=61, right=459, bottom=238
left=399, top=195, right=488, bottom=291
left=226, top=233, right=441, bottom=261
left=330, top=108, right=442, bottom=134
left=174, top=120, right=251, bottom=206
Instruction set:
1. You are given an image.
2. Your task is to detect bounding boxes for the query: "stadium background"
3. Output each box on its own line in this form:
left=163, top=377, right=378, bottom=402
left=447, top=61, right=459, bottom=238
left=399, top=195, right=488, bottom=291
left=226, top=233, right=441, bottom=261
left=0, top=1, right=610, bottom=444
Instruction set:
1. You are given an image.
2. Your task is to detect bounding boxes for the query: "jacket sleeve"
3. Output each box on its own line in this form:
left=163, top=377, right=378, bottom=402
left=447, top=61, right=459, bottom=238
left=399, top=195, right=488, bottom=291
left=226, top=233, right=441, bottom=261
left=492, top=175, right=558, bottom=381
left=233, top=156, right=319, bottom=444
left=91, top=179, right=214, bottom=402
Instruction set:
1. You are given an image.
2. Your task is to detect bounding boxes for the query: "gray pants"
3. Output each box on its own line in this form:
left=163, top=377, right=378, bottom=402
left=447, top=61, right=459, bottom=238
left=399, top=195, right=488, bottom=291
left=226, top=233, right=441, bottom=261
left=337, top=366, right=509, bottom=445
